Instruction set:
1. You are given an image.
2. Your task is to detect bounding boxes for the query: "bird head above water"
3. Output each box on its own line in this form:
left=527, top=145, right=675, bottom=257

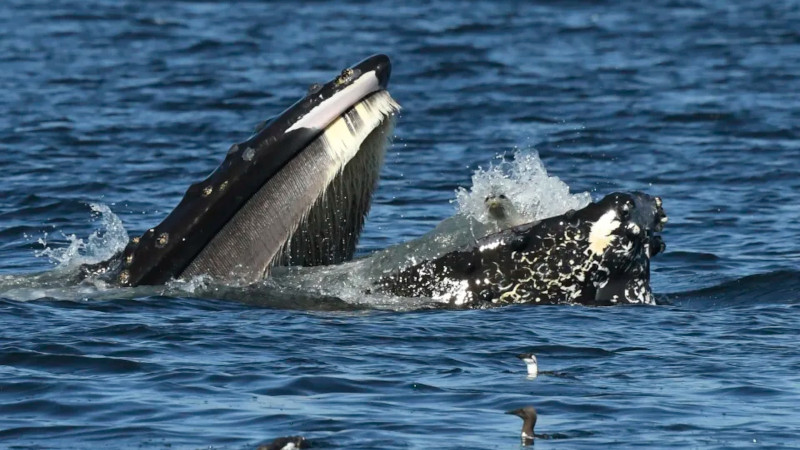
left=506, top=406, right=538, bottom=444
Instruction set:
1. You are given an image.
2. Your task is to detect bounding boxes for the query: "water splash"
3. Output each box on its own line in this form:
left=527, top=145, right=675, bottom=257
left=454, top=151, right=591, bottom=225
left=35, top=203, right=129, bottom=269
left=165, top=274, right=212, bottom=295
left=355, top=151, right=591, bottom=275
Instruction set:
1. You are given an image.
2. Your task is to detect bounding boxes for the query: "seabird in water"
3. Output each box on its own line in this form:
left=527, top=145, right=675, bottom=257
left=506, top=406, right=537, bottom=446
left=517, top=353, right=538, bottom=378
left=256, top=435, right=308, bottom=450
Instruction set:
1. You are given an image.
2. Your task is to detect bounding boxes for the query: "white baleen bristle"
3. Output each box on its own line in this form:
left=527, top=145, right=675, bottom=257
left=317, top=90, right=400, bottom=173
left=276, top=90, right=400, bottom=267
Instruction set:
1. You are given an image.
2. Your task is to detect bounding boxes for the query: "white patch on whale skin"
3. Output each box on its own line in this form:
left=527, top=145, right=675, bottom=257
left=286, top=71, right=380, bottom=133
left=588, top=210, right=620, bottom=255
left=479, top=240, right=503, bottom=252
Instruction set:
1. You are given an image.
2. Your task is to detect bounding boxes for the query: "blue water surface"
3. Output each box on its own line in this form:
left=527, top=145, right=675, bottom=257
left=1, top=0, right=800, bottom=448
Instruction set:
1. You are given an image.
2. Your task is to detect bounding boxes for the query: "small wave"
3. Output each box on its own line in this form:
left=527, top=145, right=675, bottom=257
left=0, top=348, right=147, bottom=375
left=256, top=376, right=404, bottom=396
left=665, top=270, right=800, bottom=307
left=704, top=384, right=787, bottom=398
left=203, top=282, right=365, bottom=312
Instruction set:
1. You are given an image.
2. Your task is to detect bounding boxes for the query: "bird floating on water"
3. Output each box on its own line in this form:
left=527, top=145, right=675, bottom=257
left=256, top=435, right=307, bottom=450
left=517, top=353, right=538, bottom=378
left=506, top=406, right=537, bottom=446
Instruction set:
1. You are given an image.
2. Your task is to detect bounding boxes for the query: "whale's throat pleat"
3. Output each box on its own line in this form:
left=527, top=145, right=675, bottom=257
left=181, top=91, right=399, bottom=283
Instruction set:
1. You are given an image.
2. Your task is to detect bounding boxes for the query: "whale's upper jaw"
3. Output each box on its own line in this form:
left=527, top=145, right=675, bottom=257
left=592, top=191, right=668, bottom=262
left=255, top=54, right=392, bottom=137
left=585, top=192, right=666, bottom=230
left=587, top=192, right=667, bottom=304
left=115, top=55, right=395, bottom=287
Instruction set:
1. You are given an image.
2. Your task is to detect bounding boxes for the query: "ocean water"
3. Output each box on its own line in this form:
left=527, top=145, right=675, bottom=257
left=1, top=0, right=800, bottom=448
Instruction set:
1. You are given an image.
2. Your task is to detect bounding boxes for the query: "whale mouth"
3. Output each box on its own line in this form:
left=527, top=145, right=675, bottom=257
left=112, top=55, right=400, bottom=286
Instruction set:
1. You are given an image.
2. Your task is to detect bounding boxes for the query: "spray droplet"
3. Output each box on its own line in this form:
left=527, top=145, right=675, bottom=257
left=227, top=144, right=239, bottom=155
left=243, top=147, right=255, bottom=161
left=202, top=185, right=213, bottom=197
left=119, top=270, right=130, bottom=284
left=219, top=181, right=228, bottom=191
left=125, top=254, right=134, bottom=265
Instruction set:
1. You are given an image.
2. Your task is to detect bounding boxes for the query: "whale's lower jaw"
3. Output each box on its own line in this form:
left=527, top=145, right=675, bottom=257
left=181, top=91, right=399, bottom=284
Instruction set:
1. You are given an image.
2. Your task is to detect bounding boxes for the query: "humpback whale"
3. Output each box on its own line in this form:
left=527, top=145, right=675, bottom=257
left=375, top=192, right=667, bottom=307
left=74, top=55, right=667, bottom=308
left=80, top=55, right=400, bottom=286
